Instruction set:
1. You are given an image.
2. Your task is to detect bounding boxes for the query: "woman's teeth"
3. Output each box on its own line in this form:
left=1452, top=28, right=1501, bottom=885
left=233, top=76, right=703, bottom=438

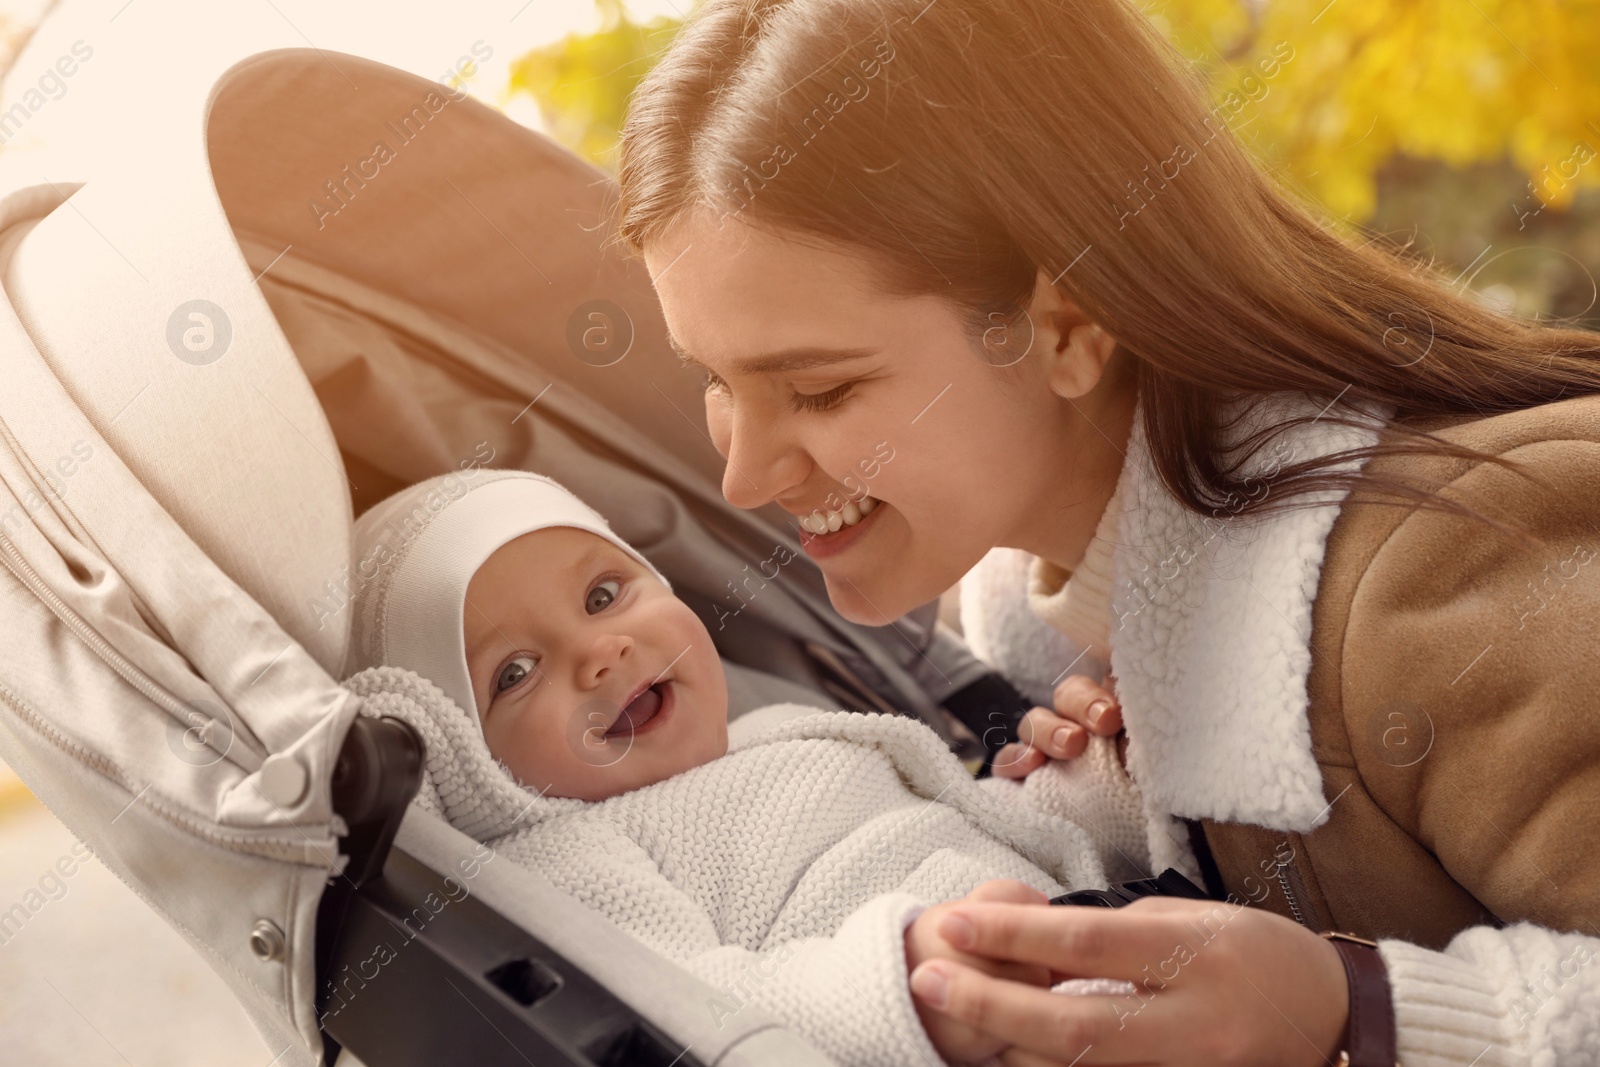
left=799, top=495, right=879, bottom=535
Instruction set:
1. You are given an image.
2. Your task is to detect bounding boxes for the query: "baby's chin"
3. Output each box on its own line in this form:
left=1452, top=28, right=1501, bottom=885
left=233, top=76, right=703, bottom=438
left=629, top=717, right=730, bottom=794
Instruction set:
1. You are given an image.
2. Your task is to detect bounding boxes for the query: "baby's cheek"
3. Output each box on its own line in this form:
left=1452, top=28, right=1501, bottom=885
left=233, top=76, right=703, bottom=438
left=657, top=596, right=713, bottom=646
left=486, top=713, right=559, bottom=789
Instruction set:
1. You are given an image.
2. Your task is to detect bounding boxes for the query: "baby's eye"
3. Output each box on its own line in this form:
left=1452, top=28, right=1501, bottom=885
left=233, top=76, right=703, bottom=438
left=495, top=654, right=539, bottom=695
left=586, top=578, right=622, bottom=615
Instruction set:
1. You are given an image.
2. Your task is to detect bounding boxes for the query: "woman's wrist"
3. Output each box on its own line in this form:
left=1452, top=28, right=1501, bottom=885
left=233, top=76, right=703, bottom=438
left=1320, top=932, right=1397, bottom=1067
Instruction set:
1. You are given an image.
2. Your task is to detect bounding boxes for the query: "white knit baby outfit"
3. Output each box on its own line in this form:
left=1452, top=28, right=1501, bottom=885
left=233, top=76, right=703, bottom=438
left=340, top=468, right=1146, bottom=1065
left=346, top=667, right=1122, bottom=1067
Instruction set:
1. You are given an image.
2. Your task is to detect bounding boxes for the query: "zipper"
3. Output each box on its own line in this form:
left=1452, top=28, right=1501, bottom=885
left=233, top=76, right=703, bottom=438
left=0, top=672, right=330, bottom=863
left=0, top=534, right=330, bottom=864
left=0, top=531, right=262, bottom=761
left=1274, top=850, right=1323, bottom=932
left=1275, top=857, right=1307, bottom=925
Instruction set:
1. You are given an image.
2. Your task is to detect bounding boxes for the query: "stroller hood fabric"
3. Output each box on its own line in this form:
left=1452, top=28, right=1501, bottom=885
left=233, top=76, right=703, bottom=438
left=0, top=176, right=357, bottom=1062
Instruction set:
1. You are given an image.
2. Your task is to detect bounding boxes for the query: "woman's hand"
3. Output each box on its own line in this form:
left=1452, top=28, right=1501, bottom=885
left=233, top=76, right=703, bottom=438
left=990, top=674, right=1123, bottom=779
left=907, top=894, right=1350, bottom=1066
left=903, top=881, right=1056, bottom=1064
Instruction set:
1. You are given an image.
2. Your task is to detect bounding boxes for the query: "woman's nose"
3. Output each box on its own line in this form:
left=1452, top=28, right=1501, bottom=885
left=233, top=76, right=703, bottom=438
left=713, top=401, right=810, bottom=511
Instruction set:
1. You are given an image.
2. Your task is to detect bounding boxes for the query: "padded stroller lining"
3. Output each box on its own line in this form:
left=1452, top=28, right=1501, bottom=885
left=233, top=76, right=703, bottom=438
left=203, top=48, right=730, bottom=505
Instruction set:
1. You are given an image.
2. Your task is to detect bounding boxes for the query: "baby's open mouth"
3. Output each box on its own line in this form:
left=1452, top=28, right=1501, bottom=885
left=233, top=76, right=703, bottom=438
left=604, top=680, right=672, bottom=738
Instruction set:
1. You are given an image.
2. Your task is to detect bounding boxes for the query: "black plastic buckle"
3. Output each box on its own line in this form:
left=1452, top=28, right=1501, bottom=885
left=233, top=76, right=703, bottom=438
left=1049, top=867, right=1214, bottom=908
left=940, top=672, right=1033, bottom=778
left=314, top=715, right=425, bottom=1063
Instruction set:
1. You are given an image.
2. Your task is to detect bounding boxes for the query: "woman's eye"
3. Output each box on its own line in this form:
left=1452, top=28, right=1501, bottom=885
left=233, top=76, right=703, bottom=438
left=703, top=368, right=728, bottom=395
left=495, top=654, right=539, bottom=695
left=789, top=382, right=854, bottom=414
left=586, top=578, right=622, bottom=615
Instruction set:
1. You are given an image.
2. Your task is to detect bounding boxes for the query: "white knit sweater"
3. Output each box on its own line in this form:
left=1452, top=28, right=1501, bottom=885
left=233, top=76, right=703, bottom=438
left=961, top=393, right=1600, bottom=1066
left=345, top=667, right=1129, bottom=1067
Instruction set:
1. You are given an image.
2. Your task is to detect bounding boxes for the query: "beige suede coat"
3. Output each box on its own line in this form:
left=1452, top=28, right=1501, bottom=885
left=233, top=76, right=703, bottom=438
left=1201, top=395, right=1600, bottom=951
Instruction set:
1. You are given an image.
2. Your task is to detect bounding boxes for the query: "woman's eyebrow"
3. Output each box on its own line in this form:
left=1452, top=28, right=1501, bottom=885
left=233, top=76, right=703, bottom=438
left=668, top=335, right=879, bottom=375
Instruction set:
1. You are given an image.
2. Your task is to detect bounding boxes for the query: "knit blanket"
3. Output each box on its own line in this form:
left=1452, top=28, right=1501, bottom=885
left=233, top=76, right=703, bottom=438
left=344, top=666, right=1117, bottom=1067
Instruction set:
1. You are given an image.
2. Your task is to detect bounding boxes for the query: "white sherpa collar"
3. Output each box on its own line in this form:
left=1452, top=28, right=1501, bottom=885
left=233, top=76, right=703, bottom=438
left=1107, top=393, right=1388, bottom=833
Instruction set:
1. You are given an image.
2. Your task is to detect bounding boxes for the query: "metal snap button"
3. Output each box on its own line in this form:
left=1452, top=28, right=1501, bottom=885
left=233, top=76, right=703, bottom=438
left=250, top=919, right=286, bottom=962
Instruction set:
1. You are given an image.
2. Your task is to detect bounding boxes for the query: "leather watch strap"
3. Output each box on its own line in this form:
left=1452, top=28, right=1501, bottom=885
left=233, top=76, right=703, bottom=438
left=1321, top=931, right=1398, bottom=1067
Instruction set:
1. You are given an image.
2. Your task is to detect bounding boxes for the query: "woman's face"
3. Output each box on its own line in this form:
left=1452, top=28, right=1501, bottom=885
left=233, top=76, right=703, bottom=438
left=645, top=209, right=1134, bottom=625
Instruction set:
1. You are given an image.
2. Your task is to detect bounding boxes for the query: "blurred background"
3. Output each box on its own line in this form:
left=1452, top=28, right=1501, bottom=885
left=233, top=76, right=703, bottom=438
left=0, top=0, right=1596, bottom=1062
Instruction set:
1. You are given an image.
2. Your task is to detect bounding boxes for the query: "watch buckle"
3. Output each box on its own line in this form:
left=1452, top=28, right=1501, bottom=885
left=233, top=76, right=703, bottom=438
left=1321, top=930, right=1379, bottom=950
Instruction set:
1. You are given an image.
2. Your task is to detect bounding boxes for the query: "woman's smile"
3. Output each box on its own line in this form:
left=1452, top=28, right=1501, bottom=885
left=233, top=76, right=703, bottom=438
left=795, top=492, right=881, bottom=536
left=794, top=494, right=886, bottom=559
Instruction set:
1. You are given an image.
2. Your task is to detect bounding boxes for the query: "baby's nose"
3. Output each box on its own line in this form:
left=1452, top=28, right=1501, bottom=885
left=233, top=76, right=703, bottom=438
left=578, top=632, right=634, bottom=686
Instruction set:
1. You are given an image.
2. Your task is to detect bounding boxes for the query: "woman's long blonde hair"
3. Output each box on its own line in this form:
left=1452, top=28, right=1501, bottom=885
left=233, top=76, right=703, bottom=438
left=614, top=0, right=1600, bottom=526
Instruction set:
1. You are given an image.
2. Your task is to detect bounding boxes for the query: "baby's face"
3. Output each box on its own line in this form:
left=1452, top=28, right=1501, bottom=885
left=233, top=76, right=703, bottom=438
left=463, top=526, right=729, bottom=800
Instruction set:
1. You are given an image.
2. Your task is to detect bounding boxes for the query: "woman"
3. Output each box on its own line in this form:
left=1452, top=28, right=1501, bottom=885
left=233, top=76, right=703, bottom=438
left=613, top=0, right=1600, bottom=1063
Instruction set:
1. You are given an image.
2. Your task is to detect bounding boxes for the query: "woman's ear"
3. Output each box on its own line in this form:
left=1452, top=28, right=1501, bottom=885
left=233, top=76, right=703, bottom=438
left=1028, top=269, right=1119, bottom=399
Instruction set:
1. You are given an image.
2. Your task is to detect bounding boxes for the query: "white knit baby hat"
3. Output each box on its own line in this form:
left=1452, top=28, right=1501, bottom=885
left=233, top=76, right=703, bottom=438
left=343, top=469, right=671, bottom=717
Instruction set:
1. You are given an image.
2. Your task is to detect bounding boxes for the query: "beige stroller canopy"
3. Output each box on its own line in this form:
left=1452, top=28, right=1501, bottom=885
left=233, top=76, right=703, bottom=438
left=0, top=34, right=1018, bottom=1067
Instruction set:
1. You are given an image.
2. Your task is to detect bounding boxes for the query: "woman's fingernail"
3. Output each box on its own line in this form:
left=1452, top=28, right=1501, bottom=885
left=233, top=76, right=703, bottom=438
left=940, top=912, right=976, bottom=949
left=1052, top=726, right=1072, bottom=751
left=1087, top=700, right=1113, bottom=729
left=910, top=963, right=950, bottom=1008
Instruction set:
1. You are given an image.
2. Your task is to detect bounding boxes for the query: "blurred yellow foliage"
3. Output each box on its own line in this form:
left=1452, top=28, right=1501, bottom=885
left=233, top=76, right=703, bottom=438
left=506, top=0, right=682, bottom=171
left=1147, top=0, right=1600, bottom=221
left=508, top=0, right=1600, bottom=226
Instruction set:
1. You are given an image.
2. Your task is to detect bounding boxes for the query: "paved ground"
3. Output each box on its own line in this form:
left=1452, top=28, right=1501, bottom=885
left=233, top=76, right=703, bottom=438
left=0, top=760, right=272, bottom=1067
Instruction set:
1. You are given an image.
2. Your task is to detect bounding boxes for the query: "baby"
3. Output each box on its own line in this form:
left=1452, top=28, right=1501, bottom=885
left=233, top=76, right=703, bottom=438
left=342, top=470, right=1146, bottom=1067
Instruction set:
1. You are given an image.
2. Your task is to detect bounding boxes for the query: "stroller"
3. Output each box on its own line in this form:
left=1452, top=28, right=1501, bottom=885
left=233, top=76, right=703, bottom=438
left=0, top=39, right=1042, bottom=1067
